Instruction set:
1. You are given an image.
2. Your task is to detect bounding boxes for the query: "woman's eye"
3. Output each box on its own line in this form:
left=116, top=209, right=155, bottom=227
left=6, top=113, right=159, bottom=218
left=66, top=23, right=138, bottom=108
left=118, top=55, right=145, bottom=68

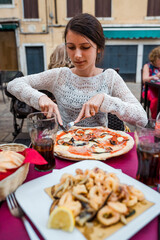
left=67, top=46, right=75, bottom=50
left=67, top=45, right=91, bottom=50
left=81, top=46, right=90, bottom=50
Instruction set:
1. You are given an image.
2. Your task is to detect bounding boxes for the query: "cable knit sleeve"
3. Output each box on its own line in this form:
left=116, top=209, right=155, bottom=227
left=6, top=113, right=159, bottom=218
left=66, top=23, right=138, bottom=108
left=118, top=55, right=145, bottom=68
left=100, top=69, right=148, bottom=127
left=7, top=68, right=61, bottom=110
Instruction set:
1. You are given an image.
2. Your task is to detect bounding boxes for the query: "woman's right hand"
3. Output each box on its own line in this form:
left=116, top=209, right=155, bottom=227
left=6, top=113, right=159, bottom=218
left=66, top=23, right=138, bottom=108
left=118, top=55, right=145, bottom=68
left=39, top=95, right=63, bottom=125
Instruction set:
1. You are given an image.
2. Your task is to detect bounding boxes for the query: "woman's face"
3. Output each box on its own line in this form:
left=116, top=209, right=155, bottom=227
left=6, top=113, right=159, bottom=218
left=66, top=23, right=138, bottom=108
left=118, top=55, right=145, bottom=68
left=154, top=57, right=160, bottom=68
left=66, top=30, right=99, bottom=71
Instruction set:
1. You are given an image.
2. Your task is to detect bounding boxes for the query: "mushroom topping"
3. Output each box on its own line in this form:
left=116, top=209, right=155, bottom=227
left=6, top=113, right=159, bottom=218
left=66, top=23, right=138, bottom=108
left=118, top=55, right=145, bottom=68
left=75, top=128, right=85, bottom=136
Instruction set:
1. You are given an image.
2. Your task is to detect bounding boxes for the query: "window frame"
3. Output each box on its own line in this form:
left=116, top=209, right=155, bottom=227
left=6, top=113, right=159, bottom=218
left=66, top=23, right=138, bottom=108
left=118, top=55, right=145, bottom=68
left=21, top=43, right=46, bottom=75
left=22, top=0, right=39, bottom=21
left=146, top=0, right=160, bottom=18
left=0, top=0, right=14, bottom=8
left=95, top=0, right=113, bottom=19
left=66, top=0, right=82, bottom=18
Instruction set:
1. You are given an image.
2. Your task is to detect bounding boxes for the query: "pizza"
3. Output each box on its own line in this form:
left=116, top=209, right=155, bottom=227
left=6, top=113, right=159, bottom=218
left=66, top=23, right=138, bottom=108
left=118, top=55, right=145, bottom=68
left=54, top=126, right=134, bottom=161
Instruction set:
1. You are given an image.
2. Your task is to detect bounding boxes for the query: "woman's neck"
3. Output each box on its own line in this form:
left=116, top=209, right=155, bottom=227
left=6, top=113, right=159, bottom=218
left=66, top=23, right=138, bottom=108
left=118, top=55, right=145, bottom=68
left=71, top=67, right=103, bottom=77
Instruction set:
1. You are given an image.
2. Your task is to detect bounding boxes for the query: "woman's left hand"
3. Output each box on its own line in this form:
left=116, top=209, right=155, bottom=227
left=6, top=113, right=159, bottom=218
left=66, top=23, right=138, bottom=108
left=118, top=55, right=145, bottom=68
left=74, top=93, right=105, bottom=123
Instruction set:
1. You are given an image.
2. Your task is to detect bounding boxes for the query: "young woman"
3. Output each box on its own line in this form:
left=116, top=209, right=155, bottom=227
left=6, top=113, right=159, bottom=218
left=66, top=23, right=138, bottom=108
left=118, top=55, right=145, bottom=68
left=142, top=46, right=160, bottom=119
left=7, top=13, right=147, bottom=128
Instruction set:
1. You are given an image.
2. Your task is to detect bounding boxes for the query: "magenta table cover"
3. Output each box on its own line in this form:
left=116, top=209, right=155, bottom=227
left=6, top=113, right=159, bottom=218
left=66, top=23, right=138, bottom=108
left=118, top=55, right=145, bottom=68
left=0, top=133, right=158, bottom=240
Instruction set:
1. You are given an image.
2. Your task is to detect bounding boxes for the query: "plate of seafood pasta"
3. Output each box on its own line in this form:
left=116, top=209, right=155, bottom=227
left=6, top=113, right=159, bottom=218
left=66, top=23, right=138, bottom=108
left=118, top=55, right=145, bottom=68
left=15, top=161, right=160, bottom=240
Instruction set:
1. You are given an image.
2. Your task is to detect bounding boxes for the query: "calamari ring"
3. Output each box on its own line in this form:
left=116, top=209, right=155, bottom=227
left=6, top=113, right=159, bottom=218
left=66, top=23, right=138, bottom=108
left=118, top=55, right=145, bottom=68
left=88, top=185, right=104, bottom=210
left=126, top=195, right=138, bottom=207
left=97, top=206, right=120, bottom=226
left=108, top=201, right=128, bottom=214
left=104, top=177, right=119, bottom=192
left=130, top=187, right=145, bottom=201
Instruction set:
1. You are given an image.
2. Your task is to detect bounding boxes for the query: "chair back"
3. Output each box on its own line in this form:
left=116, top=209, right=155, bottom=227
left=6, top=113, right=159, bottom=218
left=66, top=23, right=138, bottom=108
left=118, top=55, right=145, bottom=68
left=108, top=113, right=124, bottom=131
left=114, top=68, right=120, bottom=73
left=140, top=69, right=144, bottom=104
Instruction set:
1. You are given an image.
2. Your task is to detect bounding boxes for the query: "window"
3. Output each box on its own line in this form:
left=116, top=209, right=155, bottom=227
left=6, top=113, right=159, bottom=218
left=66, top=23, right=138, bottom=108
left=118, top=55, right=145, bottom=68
left=67, top=0, right=82, bottom=18
left=23, top=0, right=39, bottom=19
left=95, top=0, right=111, bottom=18
left=147, top=0, right=160, bottom=16
left=0, top=0, right=12, bottom=3
left=25, top=46, right=44, bottom=74
left=98, top=45, right=137, bottom=82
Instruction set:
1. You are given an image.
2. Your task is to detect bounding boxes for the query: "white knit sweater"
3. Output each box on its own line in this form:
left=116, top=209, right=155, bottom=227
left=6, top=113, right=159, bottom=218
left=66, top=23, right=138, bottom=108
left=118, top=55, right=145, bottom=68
left=7, top=67, right=148, bottom=127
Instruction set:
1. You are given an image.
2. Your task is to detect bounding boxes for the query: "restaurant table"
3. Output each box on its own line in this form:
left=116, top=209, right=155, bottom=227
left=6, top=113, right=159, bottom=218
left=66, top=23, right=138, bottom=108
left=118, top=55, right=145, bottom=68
left=0, top=133, right=159, bottom=240
left=144, top=80, right=160, bottom=116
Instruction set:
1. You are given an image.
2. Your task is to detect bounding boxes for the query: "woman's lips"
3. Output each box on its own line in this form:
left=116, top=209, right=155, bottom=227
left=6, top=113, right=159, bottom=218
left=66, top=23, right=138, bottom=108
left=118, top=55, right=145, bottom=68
left=74, top=61, right=85, bottom=65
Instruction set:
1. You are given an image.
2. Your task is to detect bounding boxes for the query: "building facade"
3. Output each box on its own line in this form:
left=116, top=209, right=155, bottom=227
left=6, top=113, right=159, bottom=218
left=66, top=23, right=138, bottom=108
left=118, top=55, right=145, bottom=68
left=0, top=0, right=160, bottom=82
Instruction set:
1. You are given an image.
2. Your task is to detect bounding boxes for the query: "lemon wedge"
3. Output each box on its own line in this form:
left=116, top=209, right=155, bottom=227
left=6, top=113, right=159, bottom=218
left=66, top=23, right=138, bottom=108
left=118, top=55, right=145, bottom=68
left=47, top=206, right=75, bottom=232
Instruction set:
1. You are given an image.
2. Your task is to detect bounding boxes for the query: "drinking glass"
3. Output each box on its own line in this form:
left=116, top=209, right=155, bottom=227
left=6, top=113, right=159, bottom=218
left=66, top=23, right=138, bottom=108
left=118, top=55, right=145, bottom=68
left=27, top=112, right=58, bottom=171
left=135, top=120, right=160, bottom=187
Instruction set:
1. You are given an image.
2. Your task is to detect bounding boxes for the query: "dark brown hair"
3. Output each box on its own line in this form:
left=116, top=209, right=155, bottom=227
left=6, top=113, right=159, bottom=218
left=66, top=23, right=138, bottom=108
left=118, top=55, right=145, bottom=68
left=64, top=13, right=105, bottom=63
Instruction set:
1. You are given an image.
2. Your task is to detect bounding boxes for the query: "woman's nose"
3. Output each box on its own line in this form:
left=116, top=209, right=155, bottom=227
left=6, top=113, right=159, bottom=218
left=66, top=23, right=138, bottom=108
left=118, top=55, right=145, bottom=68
left=75, top=48, right=82, bottom=58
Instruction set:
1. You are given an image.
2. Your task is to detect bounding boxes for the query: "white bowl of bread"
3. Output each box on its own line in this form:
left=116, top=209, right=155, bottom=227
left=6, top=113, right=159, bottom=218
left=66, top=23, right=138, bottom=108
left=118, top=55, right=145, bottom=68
left=0, top=143, right=29, bottom=201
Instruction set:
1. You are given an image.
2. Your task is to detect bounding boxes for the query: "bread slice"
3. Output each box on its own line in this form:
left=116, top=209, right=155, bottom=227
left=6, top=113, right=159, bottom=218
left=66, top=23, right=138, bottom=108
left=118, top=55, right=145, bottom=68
left=0, top=151, right=25, bottom=172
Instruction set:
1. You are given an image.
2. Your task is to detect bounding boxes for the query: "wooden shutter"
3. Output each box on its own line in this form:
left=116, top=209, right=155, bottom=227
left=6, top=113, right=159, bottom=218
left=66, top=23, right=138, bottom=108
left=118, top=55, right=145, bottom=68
left=147, top=0, right=160, bottom=16
left=67, top=0, right=82, bottom=18
left=95, top=0, right=111, bottom=17
left=23, top=0, right=39, bottom=19
left=0, top=31, right=18, bottom=70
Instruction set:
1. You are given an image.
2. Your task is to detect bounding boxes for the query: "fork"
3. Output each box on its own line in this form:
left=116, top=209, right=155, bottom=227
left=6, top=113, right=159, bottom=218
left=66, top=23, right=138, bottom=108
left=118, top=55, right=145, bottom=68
left=6, top=193, right=40, bottom=240
left=64, top=117, right=86, bottom=132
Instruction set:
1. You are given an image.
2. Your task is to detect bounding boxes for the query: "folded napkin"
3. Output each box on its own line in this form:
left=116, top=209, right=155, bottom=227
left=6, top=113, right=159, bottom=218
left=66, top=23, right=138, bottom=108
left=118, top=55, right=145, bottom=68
left=0, top=148, right=47, bottom=181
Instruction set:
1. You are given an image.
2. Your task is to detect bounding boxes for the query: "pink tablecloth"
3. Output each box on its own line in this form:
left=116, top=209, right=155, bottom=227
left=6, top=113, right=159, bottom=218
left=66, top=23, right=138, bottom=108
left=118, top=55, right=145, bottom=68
left=0, top=133, right=158, bottom=240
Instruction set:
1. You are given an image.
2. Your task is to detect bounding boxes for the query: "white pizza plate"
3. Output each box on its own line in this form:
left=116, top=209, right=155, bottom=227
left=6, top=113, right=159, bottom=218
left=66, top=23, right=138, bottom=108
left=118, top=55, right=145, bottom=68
left=15, top=160, right=160, bottom=240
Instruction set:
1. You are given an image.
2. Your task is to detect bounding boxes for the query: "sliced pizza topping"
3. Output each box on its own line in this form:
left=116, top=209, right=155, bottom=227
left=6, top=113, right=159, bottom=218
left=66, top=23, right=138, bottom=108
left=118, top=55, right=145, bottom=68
left=117, top=137, right=124, bottom=142
left=57, top=138, right=73, bottom=146
left=68, top=146, right=92, bottom=156
left=91, top=147, right=112, bottom=154
left=73, top=141, right=87, bottom=146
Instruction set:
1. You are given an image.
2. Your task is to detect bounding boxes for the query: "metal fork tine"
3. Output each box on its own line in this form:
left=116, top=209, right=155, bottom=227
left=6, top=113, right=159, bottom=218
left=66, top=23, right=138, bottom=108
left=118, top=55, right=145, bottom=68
left=6, top=194, right=12, bottom=210
left=11, top=193, right=18, bottom=208
left=8, top=194, right=14, bottom=209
